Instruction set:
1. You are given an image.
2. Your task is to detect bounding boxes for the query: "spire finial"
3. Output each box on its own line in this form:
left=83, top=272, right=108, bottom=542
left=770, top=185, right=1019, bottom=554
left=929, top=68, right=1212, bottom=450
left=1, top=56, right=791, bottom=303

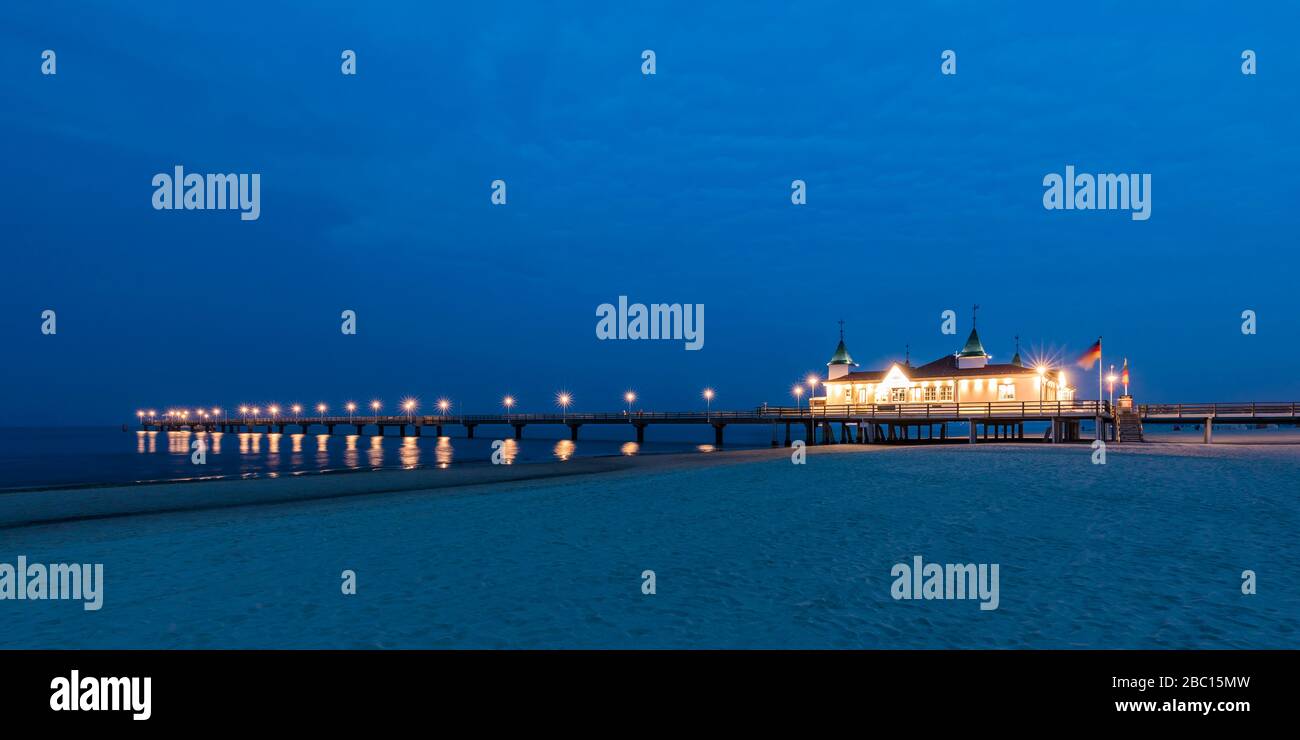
left=838, top=319, right=845, bottom=341
left=972, top=304, right=980, bottom=328
left=905, top=343, right=910, bottom=365
left=1015, top=334, right=1020, bottom=353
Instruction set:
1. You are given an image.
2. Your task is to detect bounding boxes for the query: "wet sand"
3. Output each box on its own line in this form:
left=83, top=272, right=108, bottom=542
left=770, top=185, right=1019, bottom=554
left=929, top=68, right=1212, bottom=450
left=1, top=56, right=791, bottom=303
left=0, top=445, right=842, bottom=528
left=3, top=436, right=1294, bottom=530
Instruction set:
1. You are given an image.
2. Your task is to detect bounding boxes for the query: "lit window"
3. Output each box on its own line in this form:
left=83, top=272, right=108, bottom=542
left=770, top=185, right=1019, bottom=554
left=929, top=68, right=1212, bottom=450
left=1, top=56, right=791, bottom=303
left=890, top=387, right=907, bottom=402
left=939, top=384, right=954, bottom=401
left=998, top=383, right=1016, bottom=400
left=923, top=386, right=937, bottom=401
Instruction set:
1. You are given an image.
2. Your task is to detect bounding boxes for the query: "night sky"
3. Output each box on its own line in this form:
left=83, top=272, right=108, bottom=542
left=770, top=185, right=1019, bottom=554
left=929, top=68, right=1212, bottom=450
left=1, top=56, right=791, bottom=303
left=3, top=2, right=1297, bottom=424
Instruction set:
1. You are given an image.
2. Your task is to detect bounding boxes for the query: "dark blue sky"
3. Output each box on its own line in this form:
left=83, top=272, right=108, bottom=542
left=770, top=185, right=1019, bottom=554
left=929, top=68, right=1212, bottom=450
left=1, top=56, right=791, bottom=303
left=3, top=2, right=1298, bottom=423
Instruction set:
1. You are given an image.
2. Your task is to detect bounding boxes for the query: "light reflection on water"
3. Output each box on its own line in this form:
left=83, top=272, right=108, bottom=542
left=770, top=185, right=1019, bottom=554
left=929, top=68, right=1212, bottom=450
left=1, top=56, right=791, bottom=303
left=400, top=437, right=420, bottom=469
left=496, top=438, right=519, bottom=465
left=54, top=426, right=771, bottom=488
left=343, top=435, right=359, bottom=468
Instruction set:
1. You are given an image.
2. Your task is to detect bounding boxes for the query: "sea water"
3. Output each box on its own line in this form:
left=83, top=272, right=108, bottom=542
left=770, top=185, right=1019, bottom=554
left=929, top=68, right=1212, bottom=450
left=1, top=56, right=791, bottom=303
left=0, top=424, right=779, bottom=490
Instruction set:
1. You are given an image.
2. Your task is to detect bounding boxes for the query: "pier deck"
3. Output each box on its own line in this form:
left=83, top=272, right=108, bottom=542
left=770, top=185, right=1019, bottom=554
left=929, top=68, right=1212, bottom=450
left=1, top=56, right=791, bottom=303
left=141, top=400, right=1114, bottom=446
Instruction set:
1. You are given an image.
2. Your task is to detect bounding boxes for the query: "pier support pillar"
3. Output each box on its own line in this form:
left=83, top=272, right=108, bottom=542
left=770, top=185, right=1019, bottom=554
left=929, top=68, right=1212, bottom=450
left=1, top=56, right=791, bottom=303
left=968, top=420, right=977, bottom=444
left=435, top=425, right=443, bottom=437
left=1204, top=418, right=1213, bottom=444
left=634, top=423, right=646, bottom=444
left=569, top=423, right=581, bottom=441
left=465, top=424, right=476, bottom=439
left=513, top=424, right=525, bottom=440
left=784, top=423, right=792, bottom=447
left=412, top=425, right=421, bottom=437
left=713, top=423, right=725, bottom=447
left=375, top=425, right=384, bottom=437
left=804, top=421, right=814, bottom=445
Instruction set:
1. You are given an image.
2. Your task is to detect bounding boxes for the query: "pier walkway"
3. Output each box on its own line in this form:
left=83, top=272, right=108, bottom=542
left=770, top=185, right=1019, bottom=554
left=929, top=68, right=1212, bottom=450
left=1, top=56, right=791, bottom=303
left=142, top=400, right=1116, bottom=446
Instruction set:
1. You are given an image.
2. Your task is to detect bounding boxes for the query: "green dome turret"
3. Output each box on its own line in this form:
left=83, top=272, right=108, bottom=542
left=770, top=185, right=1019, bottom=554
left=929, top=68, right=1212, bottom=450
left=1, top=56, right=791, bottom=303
left=957, top=328, right=987, bottom=358
left=828, top=339, right=854, bottom=366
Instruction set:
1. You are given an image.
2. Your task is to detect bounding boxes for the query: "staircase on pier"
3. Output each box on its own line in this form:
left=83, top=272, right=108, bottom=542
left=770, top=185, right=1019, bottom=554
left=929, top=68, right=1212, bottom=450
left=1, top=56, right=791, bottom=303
left=1116, top=405, right=1145, bottom=443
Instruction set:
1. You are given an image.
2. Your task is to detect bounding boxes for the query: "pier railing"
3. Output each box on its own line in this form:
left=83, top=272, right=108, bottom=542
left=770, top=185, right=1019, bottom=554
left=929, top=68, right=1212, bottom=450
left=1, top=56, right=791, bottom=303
left=148, top=399, right=1112, bottom=429
left=1139, top=402, right=1300, bottom=419
left=770, top=399, right=1107, bottom=419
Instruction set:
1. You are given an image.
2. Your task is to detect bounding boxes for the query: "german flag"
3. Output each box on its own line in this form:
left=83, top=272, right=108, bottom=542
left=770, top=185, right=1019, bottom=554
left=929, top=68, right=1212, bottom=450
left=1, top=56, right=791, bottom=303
left=1077, top=338, right=1102, bottom=369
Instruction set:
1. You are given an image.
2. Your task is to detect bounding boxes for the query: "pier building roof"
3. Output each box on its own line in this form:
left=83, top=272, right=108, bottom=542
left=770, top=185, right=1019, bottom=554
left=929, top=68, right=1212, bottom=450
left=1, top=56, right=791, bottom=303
left=957, top=328, right=988, bottom=358
left=826, top=354, right=1039, bottom=384
left=828, top=339, right=855, bottom=366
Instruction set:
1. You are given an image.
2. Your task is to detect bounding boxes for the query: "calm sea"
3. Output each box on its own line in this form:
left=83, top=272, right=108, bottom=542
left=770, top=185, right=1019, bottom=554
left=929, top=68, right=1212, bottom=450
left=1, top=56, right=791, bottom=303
left=0, top=424, right=784, bottom=490
left=2, top=422, right=1296, bottom=490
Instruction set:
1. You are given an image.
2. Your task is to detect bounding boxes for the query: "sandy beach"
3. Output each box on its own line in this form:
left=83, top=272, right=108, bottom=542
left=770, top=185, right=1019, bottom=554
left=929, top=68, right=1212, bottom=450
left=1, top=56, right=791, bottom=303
left=3, top=439, right=1298, bottom=648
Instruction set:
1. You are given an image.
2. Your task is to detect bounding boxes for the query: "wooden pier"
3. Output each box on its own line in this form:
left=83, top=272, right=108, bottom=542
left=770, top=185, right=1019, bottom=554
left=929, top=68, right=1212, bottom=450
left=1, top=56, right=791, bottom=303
left=1138, top=402, right=1300, bottom=443
left=141, top=399, right=1118, bottom=447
